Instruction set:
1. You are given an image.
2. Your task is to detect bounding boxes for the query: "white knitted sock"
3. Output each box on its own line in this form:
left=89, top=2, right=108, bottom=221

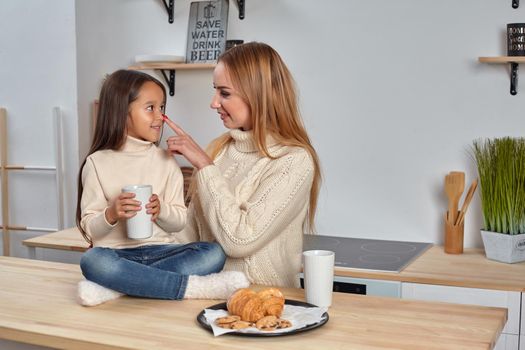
left=77, top=280, right=124, bottom=307
left=184, top=271, right=250, bottom=299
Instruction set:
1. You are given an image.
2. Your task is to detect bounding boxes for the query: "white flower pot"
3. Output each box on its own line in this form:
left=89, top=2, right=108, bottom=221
left=480, top=230, right=525, bottom=263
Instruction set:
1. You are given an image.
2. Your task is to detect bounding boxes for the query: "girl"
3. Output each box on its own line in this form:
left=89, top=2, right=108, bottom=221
left=76, top=70, right=248, bottom=306
left=165, top=42, right=322, bottom=288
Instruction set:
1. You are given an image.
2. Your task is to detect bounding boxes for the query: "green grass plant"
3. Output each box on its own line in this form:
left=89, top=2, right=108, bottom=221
left=472, top=137, right=525, bottom=235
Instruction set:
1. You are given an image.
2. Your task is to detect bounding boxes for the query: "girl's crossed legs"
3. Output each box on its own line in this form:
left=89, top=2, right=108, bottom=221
left=78, top=242, right=249, bottom=305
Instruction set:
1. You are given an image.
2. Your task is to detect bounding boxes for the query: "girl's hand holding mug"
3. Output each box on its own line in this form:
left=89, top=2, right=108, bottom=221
left=146, top=194, right=160, bottom=221
left=105, top=192, right=141, bottom=225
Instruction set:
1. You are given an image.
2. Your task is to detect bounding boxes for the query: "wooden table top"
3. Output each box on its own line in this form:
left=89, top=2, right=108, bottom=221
left=0, top=257, right=507, bottom=350
left=23, top=227, right=89, bottom=252
left=334, top=245, right=525, bottom=291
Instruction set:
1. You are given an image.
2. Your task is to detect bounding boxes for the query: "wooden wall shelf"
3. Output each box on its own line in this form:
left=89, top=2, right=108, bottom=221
left=129, top=62, right=216, bottom=96
left=128, top=63, right=215, bottom=70
left=479, top=56, right=525, bottom=95
left=479, top=56, right=525, bottom=63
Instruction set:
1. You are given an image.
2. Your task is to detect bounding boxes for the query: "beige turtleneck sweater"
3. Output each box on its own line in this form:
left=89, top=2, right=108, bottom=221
left=80, top=136, right=187, bottom=248
left=178, top=129, right=314, bottom=287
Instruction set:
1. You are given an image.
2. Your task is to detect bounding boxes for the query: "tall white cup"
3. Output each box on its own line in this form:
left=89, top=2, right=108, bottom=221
left=303, top=250, right=335, bottom=307
left=122, top=184, right=153, bottom=240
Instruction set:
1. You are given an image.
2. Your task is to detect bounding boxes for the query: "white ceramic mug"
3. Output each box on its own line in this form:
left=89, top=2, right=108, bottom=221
left=303, top=250, right=335, bottom=307
left=121, top=184, right=153, bottom=240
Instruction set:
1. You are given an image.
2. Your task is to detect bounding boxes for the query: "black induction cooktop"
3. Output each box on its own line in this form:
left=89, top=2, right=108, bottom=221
left=303, top=234, right=432, bottom=273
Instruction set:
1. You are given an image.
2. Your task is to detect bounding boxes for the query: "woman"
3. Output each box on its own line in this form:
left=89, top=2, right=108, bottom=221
left=165, top=42, right=321, bottom=287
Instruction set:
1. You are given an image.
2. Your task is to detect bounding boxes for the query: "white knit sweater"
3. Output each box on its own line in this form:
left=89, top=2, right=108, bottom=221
left=178, top=129, right=314, bottom=287
left=80, top=136, right=187, bottom=248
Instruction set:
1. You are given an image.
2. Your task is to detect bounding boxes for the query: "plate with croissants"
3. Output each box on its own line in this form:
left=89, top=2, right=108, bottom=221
left=197, top=287, right=329, bottom=336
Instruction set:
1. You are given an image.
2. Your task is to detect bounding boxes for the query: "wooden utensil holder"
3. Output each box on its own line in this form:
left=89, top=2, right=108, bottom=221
left=444, top=212, right=464, bottom=254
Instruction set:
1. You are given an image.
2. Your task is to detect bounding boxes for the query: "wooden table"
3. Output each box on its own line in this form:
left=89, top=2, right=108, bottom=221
left=0, top=257, right=507, bottom=350
left=23, top=227, right=89, bottom=258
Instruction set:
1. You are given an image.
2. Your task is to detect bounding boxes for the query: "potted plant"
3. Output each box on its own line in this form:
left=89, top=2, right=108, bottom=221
left=472, top=137, right=525, bottom=263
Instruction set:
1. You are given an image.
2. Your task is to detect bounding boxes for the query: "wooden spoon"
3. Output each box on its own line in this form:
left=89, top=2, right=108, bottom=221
left=456, top=179, right=478, bottom=225
left=444, top=172, right=465, bottom=224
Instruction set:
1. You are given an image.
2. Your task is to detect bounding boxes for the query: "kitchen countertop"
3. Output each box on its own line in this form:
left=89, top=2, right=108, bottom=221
left=0, top=256, right=506, bottom=350
left=25, top=231, right=525, bottom=291
left=335, top=245, right=525, bottom=291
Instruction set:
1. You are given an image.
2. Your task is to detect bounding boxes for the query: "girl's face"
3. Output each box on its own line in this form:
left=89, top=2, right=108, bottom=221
left=210, top=62, right=252, bottom=131
left=127, top=81, right=165, bottom=142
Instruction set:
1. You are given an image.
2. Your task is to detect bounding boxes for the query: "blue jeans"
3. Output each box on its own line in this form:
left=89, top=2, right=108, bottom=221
left=80, top=242, right=226, bottom=300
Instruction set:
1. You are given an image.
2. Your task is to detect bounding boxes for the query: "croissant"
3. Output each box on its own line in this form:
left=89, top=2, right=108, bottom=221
left=227, top=288, right=285, bottom=322
left=257, top=288, right=285, bottom=317
left=227, top=288, right=265, bottom=322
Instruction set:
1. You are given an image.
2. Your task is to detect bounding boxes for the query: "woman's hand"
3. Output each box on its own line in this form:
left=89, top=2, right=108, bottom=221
left=164, top=117, right=213, bottom=170
left=146, top=194, right=160, bottom=221
left=105, top=192, right=141, bottom=225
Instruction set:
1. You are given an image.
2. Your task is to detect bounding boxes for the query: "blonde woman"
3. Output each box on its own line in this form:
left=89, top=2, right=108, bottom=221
left=165, top=42, right=321, bottom=288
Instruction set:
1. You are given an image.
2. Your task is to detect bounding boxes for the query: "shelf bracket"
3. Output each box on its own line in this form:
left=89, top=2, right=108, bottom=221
left=235, top=0, right=245, bottom=20
left=160, top=69, right=175, bottom=96
left=162, top=0, right=175, bottom=23
left=510, top=62, right=519, bottom=95
left=513, top=0, right=520, bottom=8
left=162, top=0, right=242, bottom=22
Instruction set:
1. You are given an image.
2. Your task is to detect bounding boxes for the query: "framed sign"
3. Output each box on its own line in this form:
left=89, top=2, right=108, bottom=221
left=186, top=0, right=229, bottom=63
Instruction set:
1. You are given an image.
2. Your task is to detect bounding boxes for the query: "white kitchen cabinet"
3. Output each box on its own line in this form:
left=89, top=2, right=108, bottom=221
left=522, top=293, right=524, bottom=335
left=521, top=293, right=524, bottom=350
left=401, top=283, right=521, bottom=336
left=494, top=334, right=519, bottom=350
left=0, top=339, right=52, bottom=349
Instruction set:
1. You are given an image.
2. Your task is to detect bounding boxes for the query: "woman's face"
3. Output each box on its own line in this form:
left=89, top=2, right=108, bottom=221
left=211, top=62, right=252, bottom=131
left=127, top=81, right=165, bottom=142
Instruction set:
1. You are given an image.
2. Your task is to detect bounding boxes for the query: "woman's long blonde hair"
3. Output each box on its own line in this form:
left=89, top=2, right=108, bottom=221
left=203, top=42, right=321, bottom=233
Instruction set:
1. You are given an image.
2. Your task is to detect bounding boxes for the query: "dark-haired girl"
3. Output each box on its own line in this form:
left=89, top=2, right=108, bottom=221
left=76, top=70, right=248, bottom=306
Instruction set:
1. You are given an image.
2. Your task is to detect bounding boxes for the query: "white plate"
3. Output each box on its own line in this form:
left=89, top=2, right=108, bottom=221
left=135, top=54, right=186, bottom=63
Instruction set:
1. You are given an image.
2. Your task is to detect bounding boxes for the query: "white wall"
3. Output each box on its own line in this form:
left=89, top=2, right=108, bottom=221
left=75, top=0, right=222, bottom=163
left=3, top=0, right=525, bottom=257
left=0, top=0, right=78, bottom=256
left=76, top=0, right=525, bottom=249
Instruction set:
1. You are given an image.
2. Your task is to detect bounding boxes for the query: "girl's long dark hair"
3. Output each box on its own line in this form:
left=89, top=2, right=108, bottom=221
left=76, top=70, right=166, bottom=245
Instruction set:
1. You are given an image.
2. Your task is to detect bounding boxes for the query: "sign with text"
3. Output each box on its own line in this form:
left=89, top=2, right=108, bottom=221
left=186, top=0, right=229, bottom=63
left=507, top=23, right=525, bottom=56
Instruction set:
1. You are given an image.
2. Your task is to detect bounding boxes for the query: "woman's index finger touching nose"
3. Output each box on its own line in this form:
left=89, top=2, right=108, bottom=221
left=163, top=114, right=186, bottom=135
